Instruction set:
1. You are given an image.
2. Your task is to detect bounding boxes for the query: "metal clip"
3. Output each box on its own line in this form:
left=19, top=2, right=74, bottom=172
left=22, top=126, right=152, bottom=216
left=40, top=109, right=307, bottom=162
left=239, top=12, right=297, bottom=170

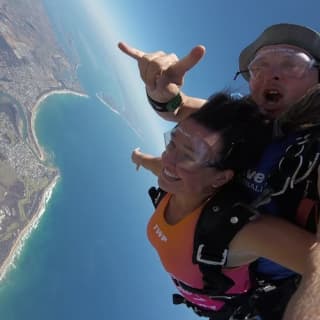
left=196, top=244, right=227, bottom=266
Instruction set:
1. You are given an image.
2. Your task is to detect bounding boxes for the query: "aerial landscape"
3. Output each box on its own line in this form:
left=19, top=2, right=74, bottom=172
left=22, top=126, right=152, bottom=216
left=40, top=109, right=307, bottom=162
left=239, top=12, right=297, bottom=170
left=1, top=1, right=319, bottom=319
left=0, top=0, right=84, bottom=279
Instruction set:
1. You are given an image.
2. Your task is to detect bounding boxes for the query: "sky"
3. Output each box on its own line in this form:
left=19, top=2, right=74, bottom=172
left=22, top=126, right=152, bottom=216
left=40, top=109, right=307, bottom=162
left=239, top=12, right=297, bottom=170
left=71, top=1, right=320, bottom=318
left=2, top=1, right=320, bottom=320
left=75, top=0, right=320, bottom=151
left=102, top=0, right=320, bottom=102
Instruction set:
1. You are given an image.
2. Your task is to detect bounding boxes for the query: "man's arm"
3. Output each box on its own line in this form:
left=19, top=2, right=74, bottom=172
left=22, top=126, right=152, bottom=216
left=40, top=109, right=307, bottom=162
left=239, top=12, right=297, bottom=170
left=283, top=242, right=320, bottom=320
left=118, top=42, right=207, bottom=122
left=283, top=165, right=320, bottom=319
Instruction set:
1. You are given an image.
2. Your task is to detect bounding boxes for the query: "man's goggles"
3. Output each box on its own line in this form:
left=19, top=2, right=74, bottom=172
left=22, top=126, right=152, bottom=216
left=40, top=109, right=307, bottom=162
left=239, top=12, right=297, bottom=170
left=248, top=48, right=319, bottom=80
left=234, top=48, right=319, bottom=80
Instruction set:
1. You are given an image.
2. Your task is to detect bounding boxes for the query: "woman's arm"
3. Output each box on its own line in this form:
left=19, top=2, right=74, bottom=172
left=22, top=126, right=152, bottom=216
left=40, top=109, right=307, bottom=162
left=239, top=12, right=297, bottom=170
left=228, top=214, right=317, bottom=274
left=131, top=148, right=162, bottom=177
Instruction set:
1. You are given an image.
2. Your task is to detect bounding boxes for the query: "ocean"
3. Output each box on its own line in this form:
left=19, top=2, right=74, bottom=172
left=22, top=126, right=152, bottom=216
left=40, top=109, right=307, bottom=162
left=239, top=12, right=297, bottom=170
left=0, top=72, right=168, bottom=319
left=0, top=1, right=196, bottom=319
left=0, top=0, right=227, bottom=311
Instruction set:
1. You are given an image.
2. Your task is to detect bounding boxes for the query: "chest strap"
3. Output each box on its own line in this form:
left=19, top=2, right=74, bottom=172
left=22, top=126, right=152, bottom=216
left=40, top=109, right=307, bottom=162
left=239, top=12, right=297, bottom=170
left=148, top=184, right=258, bottom=295
left=193, top=183, right=259, bottom=295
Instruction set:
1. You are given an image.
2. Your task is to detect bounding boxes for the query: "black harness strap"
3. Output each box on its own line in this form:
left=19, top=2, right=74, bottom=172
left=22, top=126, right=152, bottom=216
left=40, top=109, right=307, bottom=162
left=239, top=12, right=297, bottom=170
left=172, top=293, right=255, bottom=319
left=148, top=183, right=258, bottom=296
left=148, top=186, right=166, bottom=208
left=192, top=183, right=258, bottom=295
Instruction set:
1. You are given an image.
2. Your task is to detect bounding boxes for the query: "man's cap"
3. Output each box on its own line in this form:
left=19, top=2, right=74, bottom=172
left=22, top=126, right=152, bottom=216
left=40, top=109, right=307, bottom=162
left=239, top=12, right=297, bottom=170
left=239, top=23, right=320, bottom=81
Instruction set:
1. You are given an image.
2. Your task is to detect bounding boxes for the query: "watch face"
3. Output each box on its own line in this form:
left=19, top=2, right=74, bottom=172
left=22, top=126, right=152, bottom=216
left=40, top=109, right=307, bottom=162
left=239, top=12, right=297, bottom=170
left=167, top=94, right=182, bottom=112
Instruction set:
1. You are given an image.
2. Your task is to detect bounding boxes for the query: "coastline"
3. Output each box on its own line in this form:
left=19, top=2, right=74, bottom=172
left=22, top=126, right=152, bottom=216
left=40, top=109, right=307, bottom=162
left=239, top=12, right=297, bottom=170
left=31, top=88, right=89, bottom=161
left=95, top=92, right=144, bottom=140
left=96, top=92, right=120, bottom=115
left=0, top=88, right=88, bottom=281
left=0, top=173, right=60, bottom=281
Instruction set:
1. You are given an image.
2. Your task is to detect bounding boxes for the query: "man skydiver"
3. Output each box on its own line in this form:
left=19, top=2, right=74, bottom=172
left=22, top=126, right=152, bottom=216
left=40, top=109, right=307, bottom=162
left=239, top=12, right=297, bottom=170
left=119, top=23, right=320, bottom=319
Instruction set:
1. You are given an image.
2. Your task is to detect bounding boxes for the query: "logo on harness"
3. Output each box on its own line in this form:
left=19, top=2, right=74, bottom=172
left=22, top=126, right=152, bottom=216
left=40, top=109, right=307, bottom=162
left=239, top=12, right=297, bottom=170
left=241, top=170, right=266, bottom=193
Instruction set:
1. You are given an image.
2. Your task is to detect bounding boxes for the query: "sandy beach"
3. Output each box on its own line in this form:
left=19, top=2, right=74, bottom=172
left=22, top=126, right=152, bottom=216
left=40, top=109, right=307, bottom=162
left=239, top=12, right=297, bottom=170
left=0, top=88, right=88, bottom=281
left=0, top=174, right=60, bottom=281
left=31, top=88, right=89, bottom=161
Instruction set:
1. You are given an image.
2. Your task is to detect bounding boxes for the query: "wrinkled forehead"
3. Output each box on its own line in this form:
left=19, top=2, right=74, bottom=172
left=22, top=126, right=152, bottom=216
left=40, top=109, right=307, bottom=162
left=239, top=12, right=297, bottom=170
left=254, top=44, right=314, bottom=60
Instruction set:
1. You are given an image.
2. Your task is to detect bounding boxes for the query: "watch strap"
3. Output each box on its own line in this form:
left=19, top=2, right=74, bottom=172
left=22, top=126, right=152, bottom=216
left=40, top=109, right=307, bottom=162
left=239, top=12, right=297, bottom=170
left=147, top=92, right=182, bottom=112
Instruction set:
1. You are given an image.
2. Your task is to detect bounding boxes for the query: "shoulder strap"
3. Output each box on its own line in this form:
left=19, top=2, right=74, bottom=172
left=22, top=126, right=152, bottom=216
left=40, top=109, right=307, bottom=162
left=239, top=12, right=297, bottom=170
left=193, top=183, right=258, bottom=295
left=148, top=186, right=167, bottom=208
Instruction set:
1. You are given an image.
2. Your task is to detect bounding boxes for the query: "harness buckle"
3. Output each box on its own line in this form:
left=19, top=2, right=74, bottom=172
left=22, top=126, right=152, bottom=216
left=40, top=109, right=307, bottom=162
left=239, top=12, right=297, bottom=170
left=230, top=316, right=262, bottom=320
left=230, top=306, right=262, bottom=320
left=196, top=244, right=228, bottom=266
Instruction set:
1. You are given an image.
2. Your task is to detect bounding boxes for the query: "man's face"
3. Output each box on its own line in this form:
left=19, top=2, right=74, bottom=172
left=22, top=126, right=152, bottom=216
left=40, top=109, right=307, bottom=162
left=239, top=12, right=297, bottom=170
left=249, top=45, right=319, bottom=118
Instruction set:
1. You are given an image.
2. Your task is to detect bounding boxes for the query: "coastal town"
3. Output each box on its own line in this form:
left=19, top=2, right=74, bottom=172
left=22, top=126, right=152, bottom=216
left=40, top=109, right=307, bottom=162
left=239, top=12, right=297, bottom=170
left=0, top=0, right=85, bottom=278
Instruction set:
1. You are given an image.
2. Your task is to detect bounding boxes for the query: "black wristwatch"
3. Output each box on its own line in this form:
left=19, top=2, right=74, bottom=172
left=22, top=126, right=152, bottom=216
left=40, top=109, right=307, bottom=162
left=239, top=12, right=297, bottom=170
left=147, top=92, right=182, bottom=112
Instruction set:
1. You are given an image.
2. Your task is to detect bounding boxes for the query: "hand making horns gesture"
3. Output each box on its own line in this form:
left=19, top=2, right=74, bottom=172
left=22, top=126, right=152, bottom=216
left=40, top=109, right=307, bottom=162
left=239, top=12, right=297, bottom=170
left=118, top=42, right=205, bottom=103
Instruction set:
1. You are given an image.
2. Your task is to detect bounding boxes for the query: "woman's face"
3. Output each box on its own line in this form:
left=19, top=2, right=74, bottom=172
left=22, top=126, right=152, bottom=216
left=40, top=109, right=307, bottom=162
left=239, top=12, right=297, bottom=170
left=159, top=119, right=233, bottom=195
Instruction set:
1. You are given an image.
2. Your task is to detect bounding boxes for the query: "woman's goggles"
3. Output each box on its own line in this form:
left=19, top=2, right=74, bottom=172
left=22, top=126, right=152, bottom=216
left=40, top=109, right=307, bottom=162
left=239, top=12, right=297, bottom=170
left=163, top=126, right=218, bottom=171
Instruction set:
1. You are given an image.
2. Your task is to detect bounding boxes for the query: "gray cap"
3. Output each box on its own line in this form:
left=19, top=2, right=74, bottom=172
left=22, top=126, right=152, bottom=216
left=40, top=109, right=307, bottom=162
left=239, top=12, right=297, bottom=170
left=239, top=23, right=320, bottom=81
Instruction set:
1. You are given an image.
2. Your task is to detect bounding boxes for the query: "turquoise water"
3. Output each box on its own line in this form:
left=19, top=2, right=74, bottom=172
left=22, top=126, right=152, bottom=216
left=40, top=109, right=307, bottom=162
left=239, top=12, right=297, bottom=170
left=0, top=93, right=165, bottom=319
left=0, top=2, right=195, bottom=319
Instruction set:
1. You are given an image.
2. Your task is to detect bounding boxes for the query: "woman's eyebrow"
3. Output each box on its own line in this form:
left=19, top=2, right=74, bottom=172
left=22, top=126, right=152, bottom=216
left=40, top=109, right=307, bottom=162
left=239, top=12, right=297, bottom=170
left=172, top=132, right=197, bottom=156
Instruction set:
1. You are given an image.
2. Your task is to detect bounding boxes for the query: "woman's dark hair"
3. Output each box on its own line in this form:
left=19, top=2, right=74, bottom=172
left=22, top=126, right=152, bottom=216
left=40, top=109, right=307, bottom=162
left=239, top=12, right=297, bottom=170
left=188, top=92, right=272, bottom=171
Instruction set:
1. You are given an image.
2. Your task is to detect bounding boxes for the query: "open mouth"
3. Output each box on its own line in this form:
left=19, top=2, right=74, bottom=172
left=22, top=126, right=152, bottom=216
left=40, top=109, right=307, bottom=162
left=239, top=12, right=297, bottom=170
left=163, top=168, right=179, bottom=180
left=264, top=90, right=283, bottom=103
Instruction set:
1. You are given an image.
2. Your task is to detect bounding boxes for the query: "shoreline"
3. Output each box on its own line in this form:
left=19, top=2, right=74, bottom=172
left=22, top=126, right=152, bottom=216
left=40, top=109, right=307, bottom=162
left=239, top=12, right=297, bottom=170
left=0, top=88, right=88, bottom=281
left=31, top=88, right=89, bottom=161
left=95, top=92, right=144, bottom=140
left=96, top=92, right=120, bottom=116
left=0, top=173, right=60, bottom=281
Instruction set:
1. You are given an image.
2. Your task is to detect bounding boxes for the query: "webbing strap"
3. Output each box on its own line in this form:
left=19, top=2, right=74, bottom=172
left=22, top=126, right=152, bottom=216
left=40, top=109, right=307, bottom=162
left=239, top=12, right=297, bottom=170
left=296, top=198, right=317, bottom=227
left=193, top=183, right=258, bottom=294
left=148, top=186, right=166, bottom=208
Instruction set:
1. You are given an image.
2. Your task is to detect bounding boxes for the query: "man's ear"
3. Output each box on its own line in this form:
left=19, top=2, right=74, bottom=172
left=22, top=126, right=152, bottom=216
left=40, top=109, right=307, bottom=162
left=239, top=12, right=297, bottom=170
left=213, top=169, right=234, bottom=188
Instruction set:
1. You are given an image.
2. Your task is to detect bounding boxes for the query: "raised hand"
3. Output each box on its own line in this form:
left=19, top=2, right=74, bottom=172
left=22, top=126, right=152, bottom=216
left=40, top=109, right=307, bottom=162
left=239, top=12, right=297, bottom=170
left=118, top=42, right=205, bottom=102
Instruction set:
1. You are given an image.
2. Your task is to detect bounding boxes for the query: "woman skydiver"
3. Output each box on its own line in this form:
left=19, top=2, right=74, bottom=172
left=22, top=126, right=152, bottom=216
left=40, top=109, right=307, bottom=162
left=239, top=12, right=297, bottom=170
left=132, top=91, right=317, bottom=319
